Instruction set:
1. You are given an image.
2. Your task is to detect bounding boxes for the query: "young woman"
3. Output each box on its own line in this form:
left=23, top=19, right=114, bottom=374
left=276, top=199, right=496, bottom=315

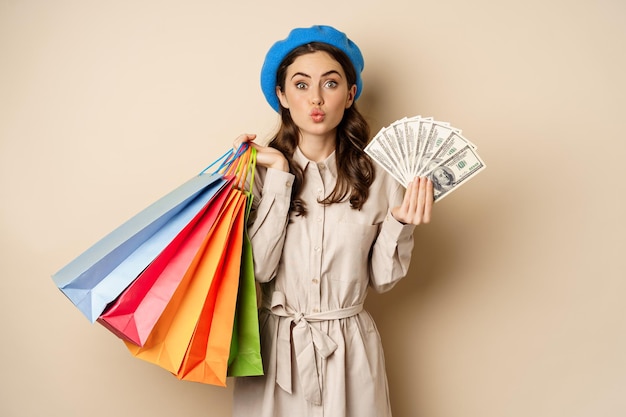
left=232, top=25, right=433, bottom=417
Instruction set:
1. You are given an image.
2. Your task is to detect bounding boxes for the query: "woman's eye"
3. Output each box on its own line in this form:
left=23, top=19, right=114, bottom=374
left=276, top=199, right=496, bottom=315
left=324, top=80, right=338, bottom=88
left=295, top=82, right=307, bottom=89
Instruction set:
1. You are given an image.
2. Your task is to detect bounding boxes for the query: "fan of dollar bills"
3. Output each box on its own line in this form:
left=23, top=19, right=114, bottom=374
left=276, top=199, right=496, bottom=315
left=365, top=115, right=486, bottom=201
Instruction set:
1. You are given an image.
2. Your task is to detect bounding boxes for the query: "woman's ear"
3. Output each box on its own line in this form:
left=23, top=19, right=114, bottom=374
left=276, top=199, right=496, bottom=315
left=277, top=86, right=289, bottom=109
left=345, top=84, right=357, bottom=109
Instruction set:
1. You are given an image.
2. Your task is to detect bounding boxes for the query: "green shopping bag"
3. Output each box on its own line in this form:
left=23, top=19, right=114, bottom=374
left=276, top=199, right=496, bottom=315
left=227, top=178, right=263, bottom=377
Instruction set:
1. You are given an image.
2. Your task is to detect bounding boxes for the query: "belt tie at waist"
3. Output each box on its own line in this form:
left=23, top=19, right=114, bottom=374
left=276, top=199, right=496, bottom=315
left=267, top=291, right=363, bottom=405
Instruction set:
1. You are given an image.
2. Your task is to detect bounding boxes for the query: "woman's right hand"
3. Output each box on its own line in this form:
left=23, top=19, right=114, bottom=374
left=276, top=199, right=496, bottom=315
left=233, top=134, right=289, bottom=172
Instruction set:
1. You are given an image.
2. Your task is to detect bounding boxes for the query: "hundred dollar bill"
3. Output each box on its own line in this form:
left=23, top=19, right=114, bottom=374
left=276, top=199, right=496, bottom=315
left=414, top=116, right=434, bottom=177
left=402, top=116, right=428, bottom=178
left=418, top=131, right=472, bottom=176
left=390, top=117, right=410, bottom=178
left=365, top=131, right=407, bottom=186
left=418, top=122, right=467, bottom=175
left=424, top=144, right=486, bottom=201
left=402, top=116, right=420, bottom=176
left=368, top=127, right=401, bottom=163
left=380, top=125, right=410, bottom=181
left=367, top=115, right=485, bottom=200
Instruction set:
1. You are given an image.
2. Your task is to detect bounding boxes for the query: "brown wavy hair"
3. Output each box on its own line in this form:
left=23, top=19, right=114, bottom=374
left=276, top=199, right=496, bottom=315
left=268, top=42, right=375, bottom=216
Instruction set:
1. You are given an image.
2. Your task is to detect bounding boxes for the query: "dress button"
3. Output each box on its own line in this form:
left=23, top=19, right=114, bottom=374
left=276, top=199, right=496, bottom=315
left=318, top=163, right=325, bottom=170
left=286, top=181, right=292, bottom=187
left=312, top=278, right=319, bottom=284
left=312, top=308, right=320, bottom=313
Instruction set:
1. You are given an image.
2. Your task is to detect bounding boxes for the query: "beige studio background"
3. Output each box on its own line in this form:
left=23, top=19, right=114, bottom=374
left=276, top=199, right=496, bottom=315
left=1, top=1, right=625, bottom=416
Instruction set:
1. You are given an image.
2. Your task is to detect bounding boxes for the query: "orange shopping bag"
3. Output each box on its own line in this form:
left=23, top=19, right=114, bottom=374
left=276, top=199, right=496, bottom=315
left=177, top=188, right=246, bottom=385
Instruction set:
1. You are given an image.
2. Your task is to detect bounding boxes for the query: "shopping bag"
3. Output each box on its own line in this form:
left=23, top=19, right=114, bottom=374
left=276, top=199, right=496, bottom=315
left=125, top=146, right=256, bottom=385
left=176, top=188, right=247, bottom=385
left=227, top=189, right=264, bottom=377
left=124, top=186, right=245, bottom=374
left=177, top=147, right=257, bottom=385
left=52, top=150, right=233, bottom=322
left=97, top=175, right=235, bottom=346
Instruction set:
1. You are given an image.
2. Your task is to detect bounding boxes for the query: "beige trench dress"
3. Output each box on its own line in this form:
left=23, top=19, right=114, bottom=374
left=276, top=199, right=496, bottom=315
left=233, top=147, right=416, bottom=417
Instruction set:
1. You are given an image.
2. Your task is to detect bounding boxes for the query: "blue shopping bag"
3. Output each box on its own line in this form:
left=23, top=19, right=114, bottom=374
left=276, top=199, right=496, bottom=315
left=52, top=149, right=239, bottom=322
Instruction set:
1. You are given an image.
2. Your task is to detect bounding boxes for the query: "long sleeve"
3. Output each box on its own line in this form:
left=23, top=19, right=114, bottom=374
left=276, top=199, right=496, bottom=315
left=247, top=167, right=295, bottom=283
left=368, top=210, right=416, bottom=293
left=368, top=181, right=416, bottom=293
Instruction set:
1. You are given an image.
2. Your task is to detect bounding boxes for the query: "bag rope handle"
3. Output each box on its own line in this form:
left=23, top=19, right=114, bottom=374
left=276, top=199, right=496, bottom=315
left=198, top=143, right=249, bottom=176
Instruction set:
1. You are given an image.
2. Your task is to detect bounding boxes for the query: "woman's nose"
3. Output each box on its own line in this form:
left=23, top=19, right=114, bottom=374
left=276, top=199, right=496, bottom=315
left=311, top=86, right=323, bottom=105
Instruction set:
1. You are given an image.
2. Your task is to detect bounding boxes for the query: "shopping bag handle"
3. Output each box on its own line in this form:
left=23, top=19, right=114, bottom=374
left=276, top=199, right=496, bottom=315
left=197, top=143, right=257, bottom=195
left=243, top=147, right=257, bottom=213
left=198, top=143, right=249, bottom=176
left=232, top=147, right=254, bottom=189
left=236, top=147, right=256, bottom=192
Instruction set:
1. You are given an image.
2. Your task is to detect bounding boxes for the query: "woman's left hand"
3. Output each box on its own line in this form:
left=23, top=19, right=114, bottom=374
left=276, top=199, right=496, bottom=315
left=391, top=176, right=434, bottom=225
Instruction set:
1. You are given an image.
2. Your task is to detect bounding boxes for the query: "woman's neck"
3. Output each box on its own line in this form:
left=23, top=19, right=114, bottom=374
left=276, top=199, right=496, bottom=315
left=298, top=132, right=336, bottom=163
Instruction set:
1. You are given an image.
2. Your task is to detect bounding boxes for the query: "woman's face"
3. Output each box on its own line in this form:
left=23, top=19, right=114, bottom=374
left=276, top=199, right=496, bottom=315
left=277, top=51, right=356, bottom=142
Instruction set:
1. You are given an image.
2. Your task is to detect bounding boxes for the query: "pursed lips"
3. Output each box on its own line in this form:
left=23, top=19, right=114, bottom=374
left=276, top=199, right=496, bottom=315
left=310, top=108, right=325, bottom=122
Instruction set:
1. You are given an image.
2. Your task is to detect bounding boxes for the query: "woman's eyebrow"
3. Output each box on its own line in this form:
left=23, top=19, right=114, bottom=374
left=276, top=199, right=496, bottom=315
left=322, top=70, right=342, bottom=78
left=291, top=72, right=311, bottom=80
left=290, top=70, right=343, bottom=80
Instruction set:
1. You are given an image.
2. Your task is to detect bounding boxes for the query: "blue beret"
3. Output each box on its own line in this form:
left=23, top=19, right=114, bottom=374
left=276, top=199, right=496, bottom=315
left=260, top=25, right=364, bottom=112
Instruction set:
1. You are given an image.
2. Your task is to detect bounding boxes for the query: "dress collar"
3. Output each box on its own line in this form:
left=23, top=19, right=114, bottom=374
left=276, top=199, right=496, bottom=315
left=293, top=146, right=338, bottom=178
